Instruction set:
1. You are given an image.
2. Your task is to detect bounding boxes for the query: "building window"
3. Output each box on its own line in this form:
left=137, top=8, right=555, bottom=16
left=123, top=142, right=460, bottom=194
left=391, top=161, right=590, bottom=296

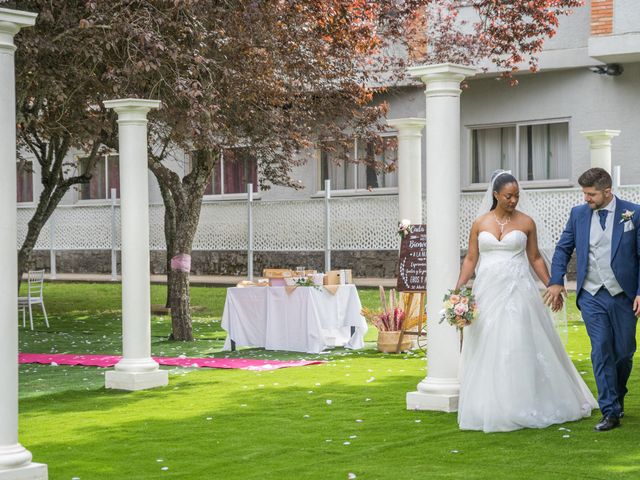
left=79, top=154, right=120, bottom=200
left=17, top=161, right=33, bottom=203
left=195, top=148, right=258, bottom=196
left=319, top=136, right=398, bottom=191
left=470, top=121, right=569, bottom=184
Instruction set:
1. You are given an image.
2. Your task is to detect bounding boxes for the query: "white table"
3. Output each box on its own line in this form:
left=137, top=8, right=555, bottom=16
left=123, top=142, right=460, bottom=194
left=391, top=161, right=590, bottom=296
left=221, top=285, right=367, bottom=353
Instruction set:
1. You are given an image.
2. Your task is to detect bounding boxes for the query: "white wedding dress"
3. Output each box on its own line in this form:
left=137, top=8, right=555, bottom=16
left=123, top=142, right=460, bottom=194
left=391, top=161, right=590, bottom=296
left=458, top=229, right=598, bottom=433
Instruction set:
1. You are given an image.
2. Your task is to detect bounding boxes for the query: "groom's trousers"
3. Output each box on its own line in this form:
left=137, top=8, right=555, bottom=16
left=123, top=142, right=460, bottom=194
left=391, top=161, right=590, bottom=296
left=577, top=287, right=637, bottom=417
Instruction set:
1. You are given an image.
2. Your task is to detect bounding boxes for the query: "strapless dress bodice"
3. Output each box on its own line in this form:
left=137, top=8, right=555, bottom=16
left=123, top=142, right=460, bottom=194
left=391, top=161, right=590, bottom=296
left=477, top=230, right=528, bottom=268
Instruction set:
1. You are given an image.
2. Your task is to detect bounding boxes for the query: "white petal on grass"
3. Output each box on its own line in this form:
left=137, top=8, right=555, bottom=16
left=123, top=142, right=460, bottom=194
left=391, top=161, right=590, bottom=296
left=366, top=377, right=375, bottom=383
left=161, top=466, right=169, bottom=471
left=348, top=473, right=357, bottom=479
left=326, top=399, right=332, bottom=405
left=355, top=419, right=363, bottom=423
left=562, top=435, right=570, bottom=438
left=450, top=450, right=460, bottom=454
left=415, top=419, right=422, bottom=423
left=343, top=441, right=351, bottom=445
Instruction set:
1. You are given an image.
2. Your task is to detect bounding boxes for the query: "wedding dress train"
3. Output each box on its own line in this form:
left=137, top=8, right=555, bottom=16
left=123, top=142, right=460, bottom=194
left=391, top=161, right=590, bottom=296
left=458, top=229, right=598, bottom=432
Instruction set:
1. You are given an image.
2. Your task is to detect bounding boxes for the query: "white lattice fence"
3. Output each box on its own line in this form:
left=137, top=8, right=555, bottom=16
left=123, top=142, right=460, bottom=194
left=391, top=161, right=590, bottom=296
left=16, top=185, right=640, bottom=252
left=17, top=205, right=119, bottom=250
left=331, top=196, right=399, bottom=250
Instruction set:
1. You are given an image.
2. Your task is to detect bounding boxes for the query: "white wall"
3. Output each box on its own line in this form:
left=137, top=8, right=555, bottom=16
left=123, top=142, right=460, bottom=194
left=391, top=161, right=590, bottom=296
left=460, top=64, right=640, bottom=186
left=615, top=0, right=640, bottom=35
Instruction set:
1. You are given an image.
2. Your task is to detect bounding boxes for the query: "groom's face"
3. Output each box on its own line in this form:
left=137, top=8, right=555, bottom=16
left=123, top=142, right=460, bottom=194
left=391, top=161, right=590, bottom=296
left=582, top=186, right=612, bottom=210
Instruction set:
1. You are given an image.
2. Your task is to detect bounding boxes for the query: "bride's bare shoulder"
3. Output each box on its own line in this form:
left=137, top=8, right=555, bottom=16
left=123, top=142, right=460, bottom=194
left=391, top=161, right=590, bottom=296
left=471, top=213, right=492, bottom=232
left=514, top=211, right=536, bottom=231
left=474, top=212, right=493, bottom=225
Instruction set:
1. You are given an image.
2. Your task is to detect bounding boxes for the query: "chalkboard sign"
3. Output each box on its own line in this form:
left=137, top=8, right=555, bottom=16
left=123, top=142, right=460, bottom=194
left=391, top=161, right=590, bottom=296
left=396, top=224, right=426, bottom=292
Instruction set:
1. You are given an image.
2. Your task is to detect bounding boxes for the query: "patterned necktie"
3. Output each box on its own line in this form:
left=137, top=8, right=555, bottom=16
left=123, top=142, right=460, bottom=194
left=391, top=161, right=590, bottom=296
left=598, top=209, right=608, bottom=230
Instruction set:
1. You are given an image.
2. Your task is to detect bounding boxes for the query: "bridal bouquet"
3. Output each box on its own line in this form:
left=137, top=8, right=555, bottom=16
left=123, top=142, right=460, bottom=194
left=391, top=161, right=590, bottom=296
left=440, top=287, right=477, bottom=328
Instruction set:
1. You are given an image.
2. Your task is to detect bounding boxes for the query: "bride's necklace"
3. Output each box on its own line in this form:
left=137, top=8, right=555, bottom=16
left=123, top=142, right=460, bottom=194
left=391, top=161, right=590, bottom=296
left=493, top=212, right=511, bottom=234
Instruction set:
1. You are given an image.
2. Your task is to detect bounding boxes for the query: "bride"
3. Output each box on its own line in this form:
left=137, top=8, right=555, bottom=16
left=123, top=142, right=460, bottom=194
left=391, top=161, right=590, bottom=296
left=455, top=170, right=597, bottom=432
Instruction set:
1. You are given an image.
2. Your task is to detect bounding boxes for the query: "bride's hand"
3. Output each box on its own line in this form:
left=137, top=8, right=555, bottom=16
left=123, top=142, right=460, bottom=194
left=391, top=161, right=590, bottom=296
left=544, top=285, right=566, bottom=311
left=552, top=296, right=564, bottom=312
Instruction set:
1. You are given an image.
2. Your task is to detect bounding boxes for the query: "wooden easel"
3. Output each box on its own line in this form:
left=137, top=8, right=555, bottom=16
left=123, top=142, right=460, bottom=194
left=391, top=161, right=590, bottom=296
left=395, top=291, right=426, bottom=353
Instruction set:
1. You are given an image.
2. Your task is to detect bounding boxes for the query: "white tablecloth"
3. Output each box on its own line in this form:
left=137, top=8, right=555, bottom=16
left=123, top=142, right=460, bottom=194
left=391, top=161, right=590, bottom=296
left=221, top=285, right=367, bottom=353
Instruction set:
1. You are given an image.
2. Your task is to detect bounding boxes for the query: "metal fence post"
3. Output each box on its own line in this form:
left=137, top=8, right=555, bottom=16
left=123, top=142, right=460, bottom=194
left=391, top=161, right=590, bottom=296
left=110, top=187, right=118, bottom=281
left=49, top=212, right=56, bottom=279
left=324, top=179, right=331, bottom=273
left=247, top=183, right=254, bottom=281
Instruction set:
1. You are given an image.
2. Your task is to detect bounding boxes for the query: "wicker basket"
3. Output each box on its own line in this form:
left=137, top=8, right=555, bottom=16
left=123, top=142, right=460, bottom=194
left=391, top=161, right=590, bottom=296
left=377, top=331, right=412, bottom=353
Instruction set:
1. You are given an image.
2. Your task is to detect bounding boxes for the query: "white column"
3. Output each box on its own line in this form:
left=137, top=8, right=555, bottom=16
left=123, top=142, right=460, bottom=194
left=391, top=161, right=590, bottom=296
left=387, top=118, right=425, bottom=224
left=0, top=8, right=48, bottom=480
left=104, top=99, right=168, bottom=391
left=405, top=63, right=476, bottom=412
left=580, top=129, right=620, bottom=174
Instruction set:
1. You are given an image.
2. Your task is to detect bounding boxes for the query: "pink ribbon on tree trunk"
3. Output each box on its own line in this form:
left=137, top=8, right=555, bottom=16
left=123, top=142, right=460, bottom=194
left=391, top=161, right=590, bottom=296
left=170, top=253, right=191, bottom=273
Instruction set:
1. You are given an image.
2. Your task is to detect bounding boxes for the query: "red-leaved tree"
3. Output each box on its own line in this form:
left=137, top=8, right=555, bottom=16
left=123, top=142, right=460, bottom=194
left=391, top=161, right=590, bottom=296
left=5, top=0, right=582, bottom=339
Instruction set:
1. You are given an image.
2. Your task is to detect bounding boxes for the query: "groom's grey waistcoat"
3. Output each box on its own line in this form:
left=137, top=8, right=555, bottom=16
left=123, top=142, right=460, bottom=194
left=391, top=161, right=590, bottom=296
left=583, top=198, right=623, bottom=296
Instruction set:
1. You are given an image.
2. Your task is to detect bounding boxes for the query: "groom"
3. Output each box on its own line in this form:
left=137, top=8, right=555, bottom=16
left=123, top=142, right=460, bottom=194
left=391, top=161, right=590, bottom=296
left=545, top=168, right=640, bottom=431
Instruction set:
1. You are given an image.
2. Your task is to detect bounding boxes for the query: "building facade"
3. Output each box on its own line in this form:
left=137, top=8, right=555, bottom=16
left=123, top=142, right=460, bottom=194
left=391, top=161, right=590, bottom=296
left=17, top=0, right=640, bottom=278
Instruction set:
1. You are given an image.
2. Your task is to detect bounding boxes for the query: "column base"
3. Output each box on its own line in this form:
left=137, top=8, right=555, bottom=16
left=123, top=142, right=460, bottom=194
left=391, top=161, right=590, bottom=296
left=0, top=463, right=48, bottom=480
left=406, top=390, right=459, bottom=412
left=105, top=369, right=168, bottom=391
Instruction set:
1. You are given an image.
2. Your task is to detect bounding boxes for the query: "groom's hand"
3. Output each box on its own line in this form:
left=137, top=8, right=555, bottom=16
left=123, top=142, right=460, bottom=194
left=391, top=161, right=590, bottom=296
left=544, top=285, right=566, bottom=312
left=634, top=296, right=640, bottom=316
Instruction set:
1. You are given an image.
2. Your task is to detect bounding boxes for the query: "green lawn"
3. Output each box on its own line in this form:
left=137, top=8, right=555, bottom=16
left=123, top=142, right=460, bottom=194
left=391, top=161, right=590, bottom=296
left=16, top=283, right=640, bottom=479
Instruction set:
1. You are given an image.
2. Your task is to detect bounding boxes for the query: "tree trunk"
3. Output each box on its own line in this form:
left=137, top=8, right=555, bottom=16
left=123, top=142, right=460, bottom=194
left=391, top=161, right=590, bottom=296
left=17, top=193, right=55, bottom=288
left=168, top=215, right=200, bottom=341
left=169, top=270, right=193, bottom=341
left=158, top=181, right=177, bottom=308
left=149, top=149, right=215, bottom=341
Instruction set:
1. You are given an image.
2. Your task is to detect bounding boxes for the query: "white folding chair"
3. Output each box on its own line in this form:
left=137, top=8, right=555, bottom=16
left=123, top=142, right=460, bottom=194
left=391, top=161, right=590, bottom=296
left=18, top=269, right=49, bottom=330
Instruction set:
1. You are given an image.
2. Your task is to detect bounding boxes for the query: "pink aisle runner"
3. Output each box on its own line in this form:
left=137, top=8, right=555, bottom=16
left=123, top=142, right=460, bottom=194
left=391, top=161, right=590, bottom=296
left=19, top=353, right=324, bottom=371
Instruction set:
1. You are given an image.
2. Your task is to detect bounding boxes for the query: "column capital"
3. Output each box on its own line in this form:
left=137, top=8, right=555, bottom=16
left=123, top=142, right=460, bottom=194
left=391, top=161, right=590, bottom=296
left=104, top=98, right=161, bottom=126
left=0, top=8, right=37, bottom=54
left=408, top=63, right=476, bottom=83
left=580, top=129, right=621, bottom=148
left=408, top=63, right=476, bottom=98
left=387, top=117, right=425, bottom=138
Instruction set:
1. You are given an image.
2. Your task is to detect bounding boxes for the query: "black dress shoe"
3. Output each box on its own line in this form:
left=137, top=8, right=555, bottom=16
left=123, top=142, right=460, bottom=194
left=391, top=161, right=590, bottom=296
left=594, top=415, right=621, bottom=431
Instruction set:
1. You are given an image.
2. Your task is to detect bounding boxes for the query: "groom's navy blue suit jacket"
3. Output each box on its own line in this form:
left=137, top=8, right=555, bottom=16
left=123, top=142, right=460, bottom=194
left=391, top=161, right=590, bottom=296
left=550, top=196, right=640, bottom=302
